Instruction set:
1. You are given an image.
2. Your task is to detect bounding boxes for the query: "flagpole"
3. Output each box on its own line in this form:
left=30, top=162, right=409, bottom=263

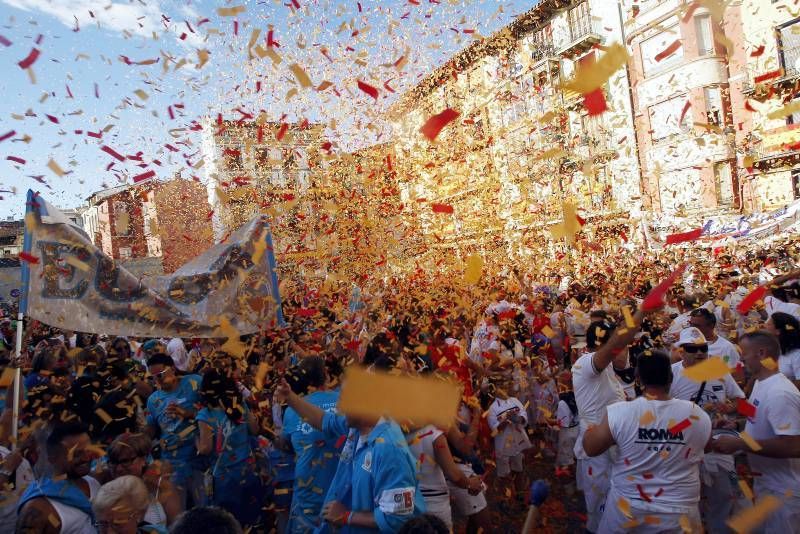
left=12, top=190, right=36, bottom=449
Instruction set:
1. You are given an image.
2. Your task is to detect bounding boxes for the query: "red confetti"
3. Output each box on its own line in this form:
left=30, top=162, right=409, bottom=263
left=45, top=114, right=59, bottom=124
left=744, top=100, right=757, bottom=112
left=132, top=170, right=156, bottom=183
left=750, top=45, right=765, bottom=57
left=276, top=123, right=289, bottom=141
left=0, top=35, right=11, bottom=47
left=66, top=85, right=74, bottom=98
left=642, top=263, right=687, bottom=311
left=681, top=1, right=699, bottom=22
left=19, top=252, right=39, bottom=264
left=357, top=79, right=379, bottom=100
left=583, top=88, right=607, bottom=116
left=679, top=100, right=692, bottom=124
left=668, top=418, right=691, bottom=435
left=18, top=48, right=40, bottom=69
left=654, top=40, right=682, bottom=62
left=754, top=69, right=782, bottom=84
left=431, top=203, right=454, bottom=214
left=419, top=108, right=460, bottom=142
left=0, top=131, right=15, bottom=143
left=737, top=398, right=757, bottom=418
left=101, top=145, right=126, bottom=162
left=665, top=227, right=702, bottom=244
left=636, top=484, right=652, bottom=502
left=6, top=156, right=25, bottom=164
left=737, top=285, right=767, bottom=314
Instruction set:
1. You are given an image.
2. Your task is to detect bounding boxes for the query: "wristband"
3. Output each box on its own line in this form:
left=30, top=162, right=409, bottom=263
left=344, top=511, right=353, bottom=525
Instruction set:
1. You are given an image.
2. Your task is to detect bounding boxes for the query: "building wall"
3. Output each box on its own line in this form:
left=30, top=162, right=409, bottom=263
left=732, top=0, right=800, bottom=211
left=390, top=0, right=641, bottom=256
left=623, top=0, right=739, bottom=214
left=90, top=188, right=149, bottom=260
left=151, top=178, right=213, bottom=274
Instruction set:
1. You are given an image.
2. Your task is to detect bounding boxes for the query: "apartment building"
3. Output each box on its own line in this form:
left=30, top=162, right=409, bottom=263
left=623, top=0, right=740, bottom=215
left=85, top=184, right=149, bottom=260
left=389, top=0, right=641, bottom=255
left=728, top=0, right=800, bottom=211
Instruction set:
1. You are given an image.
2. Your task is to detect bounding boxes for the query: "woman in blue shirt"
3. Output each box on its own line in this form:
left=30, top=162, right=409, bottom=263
left=196, top=368, right=264, bottom=529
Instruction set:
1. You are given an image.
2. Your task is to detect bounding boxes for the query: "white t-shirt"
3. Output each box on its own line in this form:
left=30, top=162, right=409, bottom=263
left=707, top=335, right=740, bottom=369
left=487, top=396, right=531, bottom=457
left=744, top=373, right=800, bottom=494
left=606, top=397, right=711, bottom=512
left=0, top=446, right=34, bottom=534
left=407, top=425, right=449, bottom=496
left=779, top=348, right=800, bottom=381
left=663, top=312, right=691, bottom=345
left=572, top=352, right=626, bottom=459
left=669, top=361, right=744, bottom=405
left=764, top=295, right=800, bottom=321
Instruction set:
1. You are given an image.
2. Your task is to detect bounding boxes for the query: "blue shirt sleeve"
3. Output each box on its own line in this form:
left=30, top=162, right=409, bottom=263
left=145, top=394, right=158, bottom=428
left=371, top=441, right=423, bottom=533
left=321, top=411, right=350, bottom=439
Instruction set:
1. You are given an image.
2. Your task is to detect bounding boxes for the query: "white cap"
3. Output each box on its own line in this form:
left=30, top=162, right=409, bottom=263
left=675, top=327, right=707, bottom=347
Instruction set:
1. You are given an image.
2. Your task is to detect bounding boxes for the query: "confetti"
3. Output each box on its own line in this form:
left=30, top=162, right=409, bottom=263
left=737, top=398, right=756, bottom=418
left=431, top=203, right=454, bottom=214
left=641, top=264, right=686, bottom=311
left=727, top=495, right=782, bottom=533
left=665, top=228, right=702, bottom=244
left=47, top=159, right=67, bottom=177
left=681, top=357, right=730, bottom=383
left=357, top=79, right=379, bottom=100
left=289, top=64, right=313, bottom=88
left=217, top=6, right=246, bottom=16
left=737, top=286, right=766, bottom=314
left=668, top=418, right=691, bottom=434
left=562, top=42, right=629, bottom=94
left=739, top=431, right=762, bottom=452
left=18, top=48, right=40, bottom=69
left=420, top=108, right=460, bottom=141
left=464, top=254, right=483, bottom=285
left=133, top=170, right=156, bottom=183
left=654, top=40, right=682, bottom=62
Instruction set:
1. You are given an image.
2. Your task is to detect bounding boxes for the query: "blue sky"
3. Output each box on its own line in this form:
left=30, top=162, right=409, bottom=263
left=0, top=0, right=537, bottom=219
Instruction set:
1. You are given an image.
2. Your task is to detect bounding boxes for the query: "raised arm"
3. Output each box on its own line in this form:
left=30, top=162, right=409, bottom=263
left=275, top=379, right=325, bottom=431
left=592, top=308, right=646, bottom=372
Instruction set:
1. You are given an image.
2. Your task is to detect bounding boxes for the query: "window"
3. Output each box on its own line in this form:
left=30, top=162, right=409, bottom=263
left=714, top=162, right=734, bottom=206
left=792, top=169, right=800, bottom=199
left=695, top=15, right=713, bottom=56
left=118, top=247, right=132, bottom=260
left=704, top=87, right=723, bottom=125
left=779, top=19, right=800, bottom=77
left=568, top=2, right=593, bottom=41
left=640, top=25, right=683, bottom=75
left=649, top=95, right=691, bottom=141
left=531, top=26, right=554, bottom=61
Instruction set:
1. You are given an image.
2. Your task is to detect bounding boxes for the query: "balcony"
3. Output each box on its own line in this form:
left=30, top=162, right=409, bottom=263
left=559, top=20, right=602, bottom=57
left=751, top=147, right=800, bottom=171
left=742, top=65, right=800, bottom=96
left=531, top=44, right=558, bottom=65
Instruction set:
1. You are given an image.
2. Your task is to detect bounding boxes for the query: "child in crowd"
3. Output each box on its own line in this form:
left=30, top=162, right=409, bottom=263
left=486, top=378, right=530, bottom=507
left=554, top=371, right=579, bottom=476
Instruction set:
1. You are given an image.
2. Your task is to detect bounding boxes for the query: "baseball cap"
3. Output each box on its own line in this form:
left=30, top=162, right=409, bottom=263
left=675, top=327, right=707, bottom=348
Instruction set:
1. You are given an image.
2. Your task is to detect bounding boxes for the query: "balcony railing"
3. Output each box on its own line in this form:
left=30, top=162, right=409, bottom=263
left=560, top=19, right=602, bottom=56
left=531, top=44, right=557, bottom=64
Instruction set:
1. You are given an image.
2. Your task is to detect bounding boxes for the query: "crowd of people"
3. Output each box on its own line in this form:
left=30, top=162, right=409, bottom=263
left=0, top=240, right=798, bottom=533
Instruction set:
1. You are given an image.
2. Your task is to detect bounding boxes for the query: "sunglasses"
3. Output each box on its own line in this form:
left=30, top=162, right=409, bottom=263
left=682, top=345, right=708, bottom=354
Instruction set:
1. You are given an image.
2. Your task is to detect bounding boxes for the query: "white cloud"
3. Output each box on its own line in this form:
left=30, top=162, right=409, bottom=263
left=1, top=0, right=205, bottom=47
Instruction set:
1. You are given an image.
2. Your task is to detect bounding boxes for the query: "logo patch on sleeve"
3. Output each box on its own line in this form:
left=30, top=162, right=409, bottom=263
left=378, top=487, right=415, bottom=515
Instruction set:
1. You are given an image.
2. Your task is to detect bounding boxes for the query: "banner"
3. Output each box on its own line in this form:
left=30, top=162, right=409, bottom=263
left=20, top=190, right=283, bottom=338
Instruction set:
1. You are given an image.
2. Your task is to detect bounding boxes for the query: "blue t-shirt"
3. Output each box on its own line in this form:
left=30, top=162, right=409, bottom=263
left=196, top=406, right=253, bottom=473
left=316, top=415, right=425, bottom=534
left=145, top=374, right=201, bottom=477
left=282, top=390, right=342, bottom=533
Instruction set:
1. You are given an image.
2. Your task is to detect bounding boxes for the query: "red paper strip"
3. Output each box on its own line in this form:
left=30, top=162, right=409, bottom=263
left=276, top=122, right=289, bottom=141
left=665, top=227, right=702, bottom=244
left=754, top=69, right=782, bottom=84
left=0, top=35, right=11, bottom=47
left=18, top=48, right=40, bottom=69
left=584, top=88, right=607, bottom=116
left=736, top=285, right=766, bottom=314
left=636, top=484, right=652, bottom=502
left=750, top=45, right=765, bottom=57
left=0, top=131, right=15, bottom=143
left=45, top=114, right=59, bottom=124
left=420, top=108, right=460, bottom=141
left=431, top=203, right=454, bottom=214
left=132, top=170, right=155, bottom=183
left=668, top=418, right=691, bottom=435
left=19, top=252, right=39, bottom=264
left=737, top=398, right=757, bottom=418
left=357, top=79, right=379, bottom=100
left=101, top=145, right=126, bottom=162
left=654, top=39, right=682, bottom=62
left=6, top=156, right=26, bottom=164
left=641, top=263, right=687, bottom=311
left=679, top=100, right=692, bottom=124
